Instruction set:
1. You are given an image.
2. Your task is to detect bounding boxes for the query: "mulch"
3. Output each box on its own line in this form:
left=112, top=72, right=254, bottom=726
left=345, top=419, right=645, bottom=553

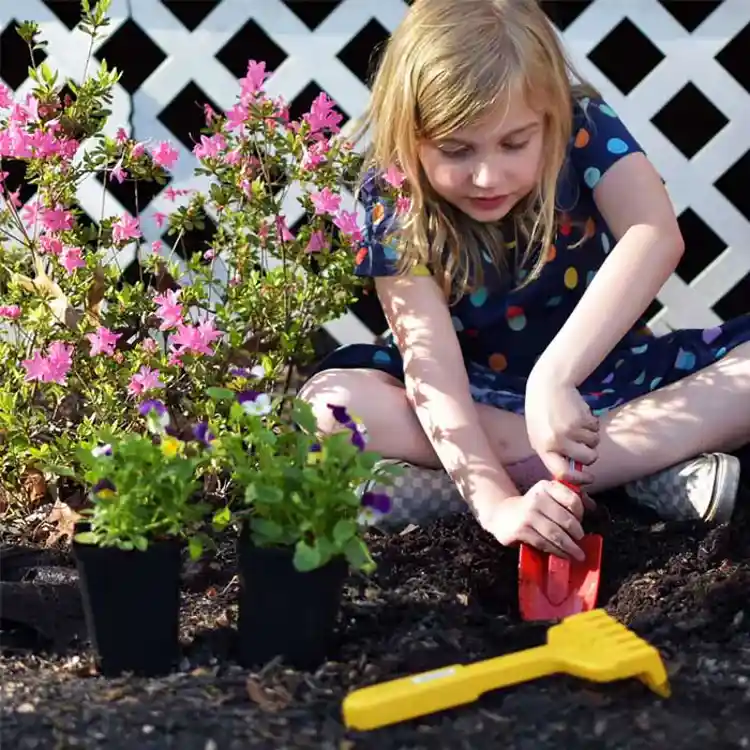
left=2, top=486, right=750, bottom=750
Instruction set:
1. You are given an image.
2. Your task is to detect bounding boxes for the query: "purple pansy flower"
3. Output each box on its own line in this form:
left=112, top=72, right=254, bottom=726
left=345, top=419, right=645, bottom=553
left=358, top=491, right=392, bottom=526
left=139, top=399, right=170, bottom=433
left=193, top=421, right=215, bottom=445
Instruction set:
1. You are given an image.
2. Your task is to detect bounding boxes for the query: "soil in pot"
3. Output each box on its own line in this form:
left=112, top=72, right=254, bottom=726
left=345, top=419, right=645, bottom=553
left=73, top=527, right=183, bottom=677
left=236, top=525, right=348, bottom=670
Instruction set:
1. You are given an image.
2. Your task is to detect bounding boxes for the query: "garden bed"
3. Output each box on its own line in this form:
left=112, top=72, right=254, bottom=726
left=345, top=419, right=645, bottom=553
left=2, top=487, right=750, bottom=750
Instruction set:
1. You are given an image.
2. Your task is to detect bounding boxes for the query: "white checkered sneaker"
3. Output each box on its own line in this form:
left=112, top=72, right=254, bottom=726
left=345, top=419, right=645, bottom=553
left=623, top=452, right=740, bottom=524
left=357, top=459, right=466, bottom=531
left=359, top=452, right=740, bottom=531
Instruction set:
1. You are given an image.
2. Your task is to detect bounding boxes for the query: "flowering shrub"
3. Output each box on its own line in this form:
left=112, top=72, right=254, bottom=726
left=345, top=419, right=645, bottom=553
left=201, top=387, right=400, bottom=572
left=74, top=400, right=208, bottom=551
left=0, top=0, right=371, bottom=505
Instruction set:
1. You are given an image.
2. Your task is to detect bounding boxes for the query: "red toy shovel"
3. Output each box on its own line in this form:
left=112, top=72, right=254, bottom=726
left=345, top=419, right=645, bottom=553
left=518, top=460, right=603, bottom=621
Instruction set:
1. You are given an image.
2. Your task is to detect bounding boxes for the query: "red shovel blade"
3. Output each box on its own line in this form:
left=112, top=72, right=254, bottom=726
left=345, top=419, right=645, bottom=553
left=518, top=533, right=603, bottom=621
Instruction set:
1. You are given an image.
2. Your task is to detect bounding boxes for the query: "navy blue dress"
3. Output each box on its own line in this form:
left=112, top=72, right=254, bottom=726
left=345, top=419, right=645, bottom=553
left=312, top=97, right=750, bottom=417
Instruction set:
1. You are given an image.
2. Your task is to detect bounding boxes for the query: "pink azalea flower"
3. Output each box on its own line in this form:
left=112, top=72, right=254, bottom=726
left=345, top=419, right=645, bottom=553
left=225, top=104, right=248, bottom=131
left=21, top=201, right=40, bottom=228
left=40, top=206, right=74, bottom=233
left=39, top=235, right=63, bottom=256
left=141, top=338, right=159, bottom=354
left=131, top=142, right=146, bottom=158
left=301, top=140, right=328, bottom=170
left=310, top=187, right=341, bottom=216
left=112, top=215, right=141, bottom=244
left=0, top=304, right=21, bottom=319
left=151, top=141, right=179, bottom=169
left=60, top=246, right=85, bottom=274
left=304, top=93, right=342, bottom=135
left=151, top=240, right=163, bottom=255
left=396, top=196, right=412, bottom=214
left=22, top=350, right=49, bottom=382
left=115, top=128, right=128, bottom=144
left=193, top=133, right=226, bottom=160
left=86, top=326, right=121, bottom=357
left=306, top=230, right=327, bottom=253
left=153, top=212, right=167, bottom=228
left=153, top=289, right=183, bottom=330
left=128, top=366, right=165, bottom=397
left=23, top=342, right=74, bottom=384
left=275, top=216, right=294, bottom=242
left=383, top=165, right=406, bottom=188
left=0, top=83, right=12, bottom=109
left=110, top=163, right=127, bottom=183
left=333, top=210, right=362, bottom=241
left=170, top=320, right=222, bottom=357
left=239, top=60, right=268, bottom=100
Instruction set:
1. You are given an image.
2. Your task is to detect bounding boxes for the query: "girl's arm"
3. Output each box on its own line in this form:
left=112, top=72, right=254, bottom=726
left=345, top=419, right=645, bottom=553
left=375, top=273, right=520, bottom=516
left=531, top=151, right=684, bottom=388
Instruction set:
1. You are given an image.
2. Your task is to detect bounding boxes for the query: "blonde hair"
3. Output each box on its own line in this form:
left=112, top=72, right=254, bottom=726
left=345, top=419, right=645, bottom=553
left=355, top=0, right=599, bottom=300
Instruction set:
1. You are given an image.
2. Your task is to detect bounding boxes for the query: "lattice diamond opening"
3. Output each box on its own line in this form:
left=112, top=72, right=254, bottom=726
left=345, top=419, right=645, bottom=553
left=41, top=0, right=82, bottom=30
left=715, top=22, right=750, bottom=94
left=651, top=83, right=729, bottom=159
left=656, top=0, right=720, bottom=33
left=674, top=209, right=727, bottom=284
left=161, top=0, right=215, bottom=32
left=715, top=149, right=750, bottom=222
left=158, top=82, right=222, bottom=151
left=216, top=19, right=287, bottom=79
left=540, top=1, right=594, bottom=31
left=160, top=215, right=217, bottom=262
left=0, top=21, right=47, bottom=90
left=587, top=19, right=665, bottom=95
left=713, top=276, right=750, bottom=322
left=96, top=18, right=166, bottom=94
left=337, top=19, right=391, bottom=86
left=94, top=170, right=172, bottom=219
left=2, top=159, right=37, bottom=206
left=279, top=1, right=339, bottom=31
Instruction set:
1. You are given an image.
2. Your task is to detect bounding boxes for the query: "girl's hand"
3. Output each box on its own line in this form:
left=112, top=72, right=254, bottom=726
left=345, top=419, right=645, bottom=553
left=524, top=380, right=600, bottom=484
left=475, top=480, right=596, bottom=561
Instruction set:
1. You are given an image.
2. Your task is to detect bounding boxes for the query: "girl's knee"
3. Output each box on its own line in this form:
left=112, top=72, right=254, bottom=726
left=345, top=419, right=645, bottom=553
left=298, top=368, right=399, bottom=434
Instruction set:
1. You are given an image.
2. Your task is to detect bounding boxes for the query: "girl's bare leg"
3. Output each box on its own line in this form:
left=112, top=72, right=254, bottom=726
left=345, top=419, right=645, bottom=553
left=298, top=341, right=750, bottom=493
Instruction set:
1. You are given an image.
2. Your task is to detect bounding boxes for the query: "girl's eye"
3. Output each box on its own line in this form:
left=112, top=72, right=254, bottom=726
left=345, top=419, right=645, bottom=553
left=504, top=140, right=529, bottom=152
left=440, top=148, right=468, bottom=159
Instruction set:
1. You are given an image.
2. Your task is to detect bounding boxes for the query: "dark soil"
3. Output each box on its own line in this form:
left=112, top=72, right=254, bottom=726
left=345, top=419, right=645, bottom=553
left=2, top=487, right=750, bottom=750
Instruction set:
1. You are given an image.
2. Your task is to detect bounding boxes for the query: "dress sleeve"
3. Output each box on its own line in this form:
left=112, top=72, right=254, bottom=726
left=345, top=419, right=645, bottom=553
left=354, top=172, right=431, bottom=279
left=569, top=98, right=646, bottom=191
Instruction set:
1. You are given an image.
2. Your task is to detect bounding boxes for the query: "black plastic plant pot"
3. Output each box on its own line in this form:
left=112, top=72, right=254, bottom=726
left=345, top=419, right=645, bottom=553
left=73, top=525, right=183, bottom=677
left=236, top=524, right=348, bottom=670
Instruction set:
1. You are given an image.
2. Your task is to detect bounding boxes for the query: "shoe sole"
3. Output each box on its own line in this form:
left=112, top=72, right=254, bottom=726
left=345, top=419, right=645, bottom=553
left=705, top=453, right=740, bottom=524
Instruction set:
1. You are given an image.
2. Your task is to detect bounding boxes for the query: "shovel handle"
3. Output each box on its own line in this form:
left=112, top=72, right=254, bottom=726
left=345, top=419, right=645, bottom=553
left=557, top=458, right=583, bottom=494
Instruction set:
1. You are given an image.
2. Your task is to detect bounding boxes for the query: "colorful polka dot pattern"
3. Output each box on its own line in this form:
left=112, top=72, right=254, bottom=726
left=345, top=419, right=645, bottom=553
left=315, top=97, right=750, bottom=418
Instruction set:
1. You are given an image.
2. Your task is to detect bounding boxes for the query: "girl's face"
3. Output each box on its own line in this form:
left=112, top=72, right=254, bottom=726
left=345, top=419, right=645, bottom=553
left=418, top=90, right=545, bottom=223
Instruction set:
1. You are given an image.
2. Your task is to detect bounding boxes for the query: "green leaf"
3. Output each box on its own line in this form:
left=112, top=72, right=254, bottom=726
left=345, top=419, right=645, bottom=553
left=293, top=539, right=322, bottom=572
left=206, top=387, right=236, bottom=402
left=333, top=519, right=356, bottom=547
left=250, top=517, right=284, bottom=542
left=291, top=399, right=318, bottom=434
left=42, top=463, right=76, bottom=478
left=344, top=536, right=374, bottom=573
left=188, top=535, right=203, bottom=561
left=213, top=505, right=232, bottom=530
left=133, top=535, right=148, bottom=551
left=73, top=531, right=98, bottom=545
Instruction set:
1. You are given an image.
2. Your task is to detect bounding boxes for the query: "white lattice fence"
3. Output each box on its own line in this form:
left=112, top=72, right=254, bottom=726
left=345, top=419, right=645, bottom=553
left=1, top=0, right=748, bottom=344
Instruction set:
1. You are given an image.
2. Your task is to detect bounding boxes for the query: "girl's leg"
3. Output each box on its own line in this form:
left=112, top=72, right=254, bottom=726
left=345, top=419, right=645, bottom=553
left=300, top=342, right=750, bottom=520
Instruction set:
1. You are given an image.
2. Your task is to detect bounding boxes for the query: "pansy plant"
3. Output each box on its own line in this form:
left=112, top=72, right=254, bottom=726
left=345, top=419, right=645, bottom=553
left=74, top=401, right=209, bottom=553
left=202, top=387, right=401, bottom=573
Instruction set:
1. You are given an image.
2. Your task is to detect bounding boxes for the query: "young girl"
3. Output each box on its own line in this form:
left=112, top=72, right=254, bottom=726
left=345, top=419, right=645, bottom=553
left=299, top=0, right=750, bottom=561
